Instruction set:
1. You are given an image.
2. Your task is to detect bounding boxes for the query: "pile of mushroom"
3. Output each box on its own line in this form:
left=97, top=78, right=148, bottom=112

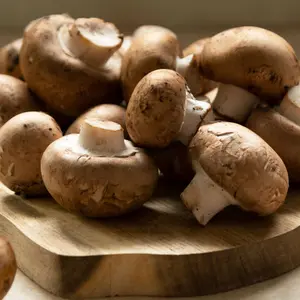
left=0, top=13, right=298, bottom=227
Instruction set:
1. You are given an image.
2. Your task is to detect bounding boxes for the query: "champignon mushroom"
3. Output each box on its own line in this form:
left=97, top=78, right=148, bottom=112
left=0, top=38, right=23, bottom=80
left=66, top=104, right=126, bottom=135
left=121, top=25, right=181, bottom=103
left=20, top=14, right=124, bottom=117
left=126, top=69, right=211, bottom=148
left=0, top=74, right=40, bottom=128
left=203, top=86, right=218, bottom=104
left=41, top=119, right=159, bottom=217
left=0, top=237, right=17, bottom=299
left=246, top=106, right=300, bottom=183
left=197, top=27, right=300, bottom=123
left=181, top=121, right=288, bottom=225
left=180, top=37, right=218, bottom=96
left=0, top=111, right=62, bottom=196
left=118, top=36, right=132, bottom=57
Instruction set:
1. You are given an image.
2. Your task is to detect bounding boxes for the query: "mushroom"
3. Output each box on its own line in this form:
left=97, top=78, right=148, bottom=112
left=180, top=37, right=218, bottom=96
left=276, top=83, right=300, bottom=126
left=0, top=38, right=23, bottom=80
left=121, top=25, right=181, bottom=103
left=0, top=74, right=40, bottom=128
left=20, top=14, right=124, bottom=117
left=66, top=104, right=126, bottom=135
left=41, top=119, right=159, bottom=217
left=126, top=69, right=211, bottom=148
left=181, top=121, right=288, bottom=225
left=246, top=106, right=300, bottom=183
left=203, top=86, right=218, bottom=104
left=0, top=111, right=62, bottom=196
left=0, top=237, right=17, bottom=300
left=197, top=27, right=300, bottom=122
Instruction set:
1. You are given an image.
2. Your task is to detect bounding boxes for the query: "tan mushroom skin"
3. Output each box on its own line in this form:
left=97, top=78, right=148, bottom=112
left=66, top=104, right=126, bottom=135
left=0, top=111, right=62, bottom=196
left=0, top=74, right=40, bottom=128
left=181, top=122, right=288, bottom=225
left=0, top=38, right=23, bottom=80
left=0, top=238, right=17, bottom=300
left=41, top=119, right=158, bottom=217
left=199, top=26, right=300, bottom=103
left=247, top=106, right=300, bottom=182
left=20, top=14, right=123, bottom=117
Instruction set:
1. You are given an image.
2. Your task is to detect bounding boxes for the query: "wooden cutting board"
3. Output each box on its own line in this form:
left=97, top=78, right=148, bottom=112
left=0, top=180, right=300, bottom=299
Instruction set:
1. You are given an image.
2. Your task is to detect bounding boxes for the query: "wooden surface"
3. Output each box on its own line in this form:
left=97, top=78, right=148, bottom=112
left=0, top=181, right=300, bottom=299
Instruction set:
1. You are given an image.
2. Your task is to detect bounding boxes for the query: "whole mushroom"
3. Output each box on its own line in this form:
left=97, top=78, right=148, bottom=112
left=66, top=104, right=126, bottom=135
left=0, top=111, right=62, bottom=196
left=41, top=119, right=159, bottom=217
left=0, top=38, right=23, bottom=80
left=126, top=69, right=211, bottom=148
left=0, top=237, right=17, bottom=300
left=198, top=26, right=300, bottom=123
left=181, top=122, right=288, bottom=225
left=20, top=14, right=124, bottom=117
left=0, top=74, right=40, bottom=128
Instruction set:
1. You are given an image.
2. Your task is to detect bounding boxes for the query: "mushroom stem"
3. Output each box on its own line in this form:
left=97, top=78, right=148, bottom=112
left=58, top=18, right=123, bottom=67
left=181, top=165, right=236, bottom=225
left=79, top=119, right=126, bottom=155
left=277, top=84, right=300, bottom=126
left=176, top=54, right=194, bottom=77
left=213, top=84, right=259, bottom=123
left=177, top=94, right=211, bottom=146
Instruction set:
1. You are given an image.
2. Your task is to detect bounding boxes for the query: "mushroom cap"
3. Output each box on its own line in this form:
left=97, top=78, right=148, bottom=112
left=0, top=111, right=62, bottom=196
left=66, top=104, right=126, bottom=135
left=246, top=107, right=300, bottom=182
left=199, top=26, right=300, bottom=103
left=0, top=238, right=17, bottom=299
left=20, top=14, right=122, bottom=117
left=0, top=74, right=40, bottom=127
left=126, top=69, right=186, bottom=148
left=41, top=134, right=158, bottom=217
left=0, top=38, right=23, bottom=80
left=190, top=121, right=288, bottom=215
left=121, top=27, right=180, bottom=103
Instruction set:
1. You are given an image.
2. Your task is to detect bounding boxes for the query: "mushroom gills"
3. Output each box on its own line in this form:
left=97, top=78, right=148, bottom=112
left=181, top=164, right=237, bottom=225
left=277, top=84, right=300, bottom=126
left=58, top=18, right=123, bottom=67
left=177, top=94, right=211, bottom=146
left=213, top=84, right=259, bottom=123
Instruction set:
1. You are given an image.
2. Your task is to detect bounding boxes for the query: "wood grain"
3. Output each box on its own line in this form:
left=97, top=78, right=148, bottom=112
left=0, top=180, right=300, bottom=298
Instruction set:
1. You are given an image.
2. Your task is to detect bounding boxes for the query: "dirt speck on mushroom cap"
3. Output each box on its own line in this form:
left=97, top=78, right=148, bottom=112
left=190, top=121, right=288, bottom=215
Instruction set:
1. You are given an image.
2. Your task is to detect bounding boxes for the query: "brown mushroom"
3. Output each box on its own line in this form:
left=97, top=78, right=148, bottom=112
left=126, top=69, right=211, bottom=148
left=181, top=121, right=288, bottom=225
left=0, top=111, right=62, bottom=196
left=121, top=25, right=181, bottom=103
left=0, top=74, right=40, bottom=128
left=20, top=14, right=124, bottom=117
left=41, top=119, right=159, bottom=217
left=66, top=104, right=126, bottom=135
left=0, top=38, right=23, bottom=80
left=0, top=237, right=17, bottom=299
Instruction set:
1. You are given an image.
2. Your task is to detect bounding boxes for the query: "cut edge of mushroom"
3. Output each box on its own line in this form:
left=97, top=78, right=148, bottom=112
left=177, top=92, right=211, bottom=146
left=181, top=163, right=237, bottom=225
left=213, top=84, right=260, bottom=123
left=58, top=18, right=123, bottom=67
left=78, top=119, right=138, bottom=157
